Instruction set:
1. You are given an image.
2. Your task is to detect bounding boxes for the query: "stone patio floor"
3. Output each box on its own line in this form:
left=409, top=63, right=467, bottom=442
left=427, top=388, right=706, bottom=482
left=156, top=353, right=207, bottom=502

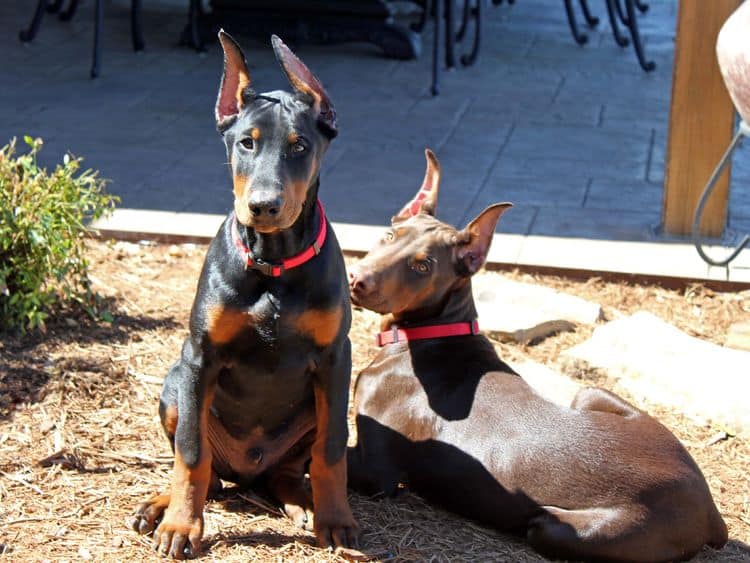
left=2, top=0, right=750, bottom=278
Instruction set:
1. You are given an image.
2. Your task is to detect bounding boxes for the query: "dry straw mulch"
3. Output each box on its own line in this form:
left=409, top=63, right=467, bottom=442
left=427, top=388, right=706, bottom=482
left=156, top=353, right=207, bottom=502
left=1, top=240, right=748, bottom=562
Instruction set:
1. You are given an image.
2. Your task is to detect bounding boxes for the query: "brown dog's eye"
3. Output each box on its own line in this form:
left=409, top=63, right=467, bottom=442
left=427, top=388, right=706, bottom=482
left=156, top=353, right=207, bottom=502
left=414, top=261, right=430, bottom=273
left=240, top=138, right=254, bottom=150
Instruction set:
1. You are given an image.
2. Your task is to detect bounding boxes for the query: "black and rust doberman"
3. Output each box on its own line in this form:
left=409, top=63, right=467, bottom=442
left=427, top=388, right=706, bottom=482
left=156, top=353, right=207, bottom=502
left=128, top=32, right=358, bottom=559
left=346, top=150, right=727, bottom=562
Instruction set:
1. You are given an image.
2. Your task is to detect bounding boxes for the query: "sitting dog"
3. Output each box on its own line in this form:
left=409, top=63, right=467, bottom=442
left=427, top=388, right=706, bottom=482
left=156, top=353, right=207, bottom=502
left=346, top=149, right=727, bottom=562
left=129, top=32, right=357, bottom=559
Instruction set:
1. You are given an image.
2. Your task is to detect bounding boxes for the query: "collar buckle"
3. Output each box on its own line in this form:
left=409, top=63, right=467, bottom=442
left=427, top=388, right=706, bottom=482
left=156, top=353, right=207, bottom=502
left=391, top=325, right=400, bottom=343
left=249, top=259, right=282, bottom=277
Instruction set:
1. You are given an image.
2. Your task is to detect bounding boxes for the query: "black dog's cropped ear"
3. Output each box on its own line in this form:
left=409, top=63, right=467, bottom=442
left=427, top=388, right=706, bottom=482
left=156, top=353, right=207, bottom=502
left=216, top=30, right=252, bottom=127
left=455, top=203, right=513, bottom=275
left=271, top=35, right=337, bottom=138
left=393, top=149, right=441, bottom=222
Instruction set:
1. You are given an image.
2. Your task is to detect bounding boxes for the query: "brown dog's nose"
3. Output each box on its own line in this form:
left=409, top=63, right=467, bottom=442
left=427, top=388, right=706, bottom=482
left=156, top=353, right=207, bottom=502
left=248, top=193, right=282, bottom=218
left=349, top=268, right=373, bottom=294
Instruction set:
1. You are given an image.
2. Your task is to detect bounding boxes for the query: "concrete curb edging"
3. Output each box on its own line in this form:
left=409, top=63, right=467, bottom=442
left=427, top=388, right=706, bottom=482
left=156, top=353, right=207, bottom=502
left=91, top=208, right=750, bottom=289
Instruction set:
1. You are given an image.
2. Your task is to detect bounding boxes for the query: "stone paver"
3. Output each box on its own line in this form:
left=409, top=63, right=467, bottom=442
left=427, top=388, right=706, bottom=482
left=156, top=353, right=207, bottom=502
left=565, top=311, right=750, bottom=435
left=473, top=274, right=602, bottom=343
left=2, top=0, right=749, bottom=248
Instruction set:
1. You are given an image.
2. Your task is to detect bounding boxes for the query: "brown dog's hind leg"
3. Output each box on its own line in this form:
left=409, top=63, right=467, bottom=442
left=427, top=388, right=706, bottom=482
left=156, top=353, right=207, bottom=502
left=528, top=505, right=690, bottom=563
left=570, top=387, right=642, bottom=419
left=267, top=430, right=316, bottom=530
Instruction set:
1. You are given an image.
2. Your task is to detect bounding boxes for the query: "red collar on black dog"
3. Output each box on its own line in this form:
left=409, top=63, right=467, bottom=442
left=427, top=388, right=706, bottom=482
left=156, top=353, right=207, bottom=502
left=231, top=199, right=327, bottom=277
left=376, top=320, right=480, bottom=347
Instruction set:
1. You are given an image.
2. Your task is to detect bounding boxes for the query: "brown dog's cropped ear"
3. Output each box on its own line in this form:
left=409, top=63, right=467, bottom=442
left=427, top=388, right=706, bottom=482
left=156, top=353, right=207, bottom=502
left=455, top=203, right=513, bottom=275
left=271, top=35, right=337, bottom=138
left=393, top=149, right=441, bottom=222
left=216, top=30, right=252, bottom=127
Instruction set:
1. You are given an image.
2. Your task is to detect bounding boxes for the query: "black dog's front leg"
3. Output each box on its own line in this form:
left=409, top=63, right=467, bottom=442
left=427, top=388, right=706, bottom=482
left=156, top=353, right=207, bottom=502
left=309, top=337, right=359, bottom=549
left=153, top=337, right=218, bottom=559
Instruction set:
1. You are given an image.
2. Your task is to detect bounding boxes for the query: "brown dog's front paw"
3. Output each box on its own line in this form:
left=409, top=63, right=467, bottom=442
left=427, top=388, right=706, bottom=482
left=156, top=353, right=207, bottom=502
left=314, top=514, right=360, bottom=550
left=128, top=493, right=170, bottom=536
left=284, top=502, right=314, bottom=531
left=152, top=510, right=203, bottom=560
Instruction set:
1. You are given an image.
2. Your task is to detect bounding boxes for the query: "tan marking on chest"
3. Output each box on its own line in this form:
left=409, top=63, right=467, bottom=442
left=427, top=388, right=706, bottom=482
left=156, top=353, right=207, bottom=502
left=293, top=307, right=343, bottom=347
left=207, top=306, right=256, bottom=345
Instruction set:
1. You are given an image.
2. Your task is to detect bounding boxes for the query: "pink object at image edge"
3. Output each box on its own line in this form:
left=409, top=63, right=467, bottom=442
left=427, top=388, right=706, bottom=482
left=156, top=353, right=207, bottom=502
left=717, top=1, right=750, bottom=123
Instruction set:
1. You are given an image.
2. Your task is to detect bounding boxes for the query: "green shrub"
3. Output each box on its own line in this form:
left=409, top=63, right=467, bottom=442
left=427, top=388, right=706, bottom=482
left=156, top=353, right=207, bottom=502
left=0, top=137, right=119, bottom=333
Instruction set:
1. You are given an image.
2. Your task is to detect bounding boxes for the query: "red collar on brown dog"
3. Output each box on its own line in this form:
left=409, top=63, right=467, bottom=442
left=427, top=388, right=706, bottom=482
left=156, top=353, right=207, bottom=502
left=376, top=320, right=479, bottom=347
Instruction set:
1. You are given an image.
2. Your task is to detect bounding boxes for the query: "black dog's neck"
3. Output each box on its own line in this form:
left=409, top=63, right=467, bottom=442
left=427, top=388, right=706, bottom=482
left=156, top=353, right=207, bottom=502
left=239, top=178, right=321, bottom=264
left=386, top=280, right=478, bottom=329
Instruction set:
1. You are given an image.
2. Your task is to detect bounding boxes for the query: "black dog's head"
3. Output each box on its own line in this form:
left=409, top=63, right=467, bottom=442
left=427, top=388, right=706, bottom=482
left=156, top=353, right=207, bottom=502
left=215, top=31, right=336, bottom=233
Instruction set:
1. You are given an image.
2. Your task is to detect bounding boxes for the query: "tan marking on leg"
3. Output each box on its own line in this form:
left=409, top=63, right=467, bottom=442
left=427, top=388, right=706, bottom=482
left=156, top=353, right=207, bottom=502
left=310, top=385, right=358, bottom=548
left=294, top=307, right=343, bottom=347
left=154, top=389, right=215, bottom=558
left=164, top=405, right=178, bottom=436
left=206, top=305, right=256, bottom=345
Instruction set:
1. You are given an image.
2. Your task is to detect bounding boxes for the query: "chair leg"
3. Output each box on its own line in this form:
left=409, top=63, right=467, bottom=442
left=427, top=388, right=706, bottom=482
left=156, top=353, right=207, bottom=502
left=564, top=0, right=588, bottom=45
left=622, top=0, right=654, bottom=71
left=456, top=0, right=471, bottom=42
left=131, top=0, right=144, bottom=52
left=579, top=0, right=599, bottom=27
left=431, top=0, right=443, bottom=95
left=445, top=0, right=456, bottom=68
left=186, top=0, right=206, bottom=51
left=47, top=0, right=64, bottom=14
left=59, top=0, right=79, bottom=22
left=19, top=0, right=47, bottom=42
left=411, top=0, right=430, bottom=33
left=460, top=0, right=481, bottom=66
left=605, top=0, right=630, bottom=46
left=90, top=0, right=103, bottom=78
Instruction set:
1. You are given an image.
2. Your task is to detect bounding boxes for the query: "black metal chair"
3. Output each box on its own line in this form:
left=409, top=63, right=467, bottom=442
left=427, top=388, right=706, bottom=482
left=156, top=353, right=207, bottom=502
left=411, top=0, right=483, bottom=95
left=19, top=0, right=144, bottom=78
left=564, top=0, right=654, bottom=72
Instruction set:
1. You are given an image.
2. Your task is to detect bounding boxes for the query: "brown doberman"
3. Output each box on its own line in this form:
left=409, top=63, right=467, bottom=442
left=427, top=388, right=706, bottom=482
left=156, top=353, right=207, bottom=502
left=346, top=149, right=728, bottom=562
left=128, top=32, right=357, bottom=559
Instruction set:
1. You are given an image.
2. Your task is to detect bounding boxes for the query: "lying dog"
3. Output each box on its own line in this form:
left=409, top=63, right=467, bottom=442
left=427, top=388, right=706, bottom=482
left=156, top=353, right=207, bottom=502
left=346, top=150, right=727, bottom=562
left=129, top=32, right=357, bottom=559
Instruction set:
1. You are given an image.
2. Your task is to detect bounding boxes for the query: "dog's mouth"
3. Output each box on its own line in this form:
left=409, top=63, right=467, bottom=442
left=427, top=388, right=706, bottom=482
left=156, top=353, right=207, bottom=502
left=350, top=290, right=389, bottom=313
left=236, top=201, right=303, bottom=233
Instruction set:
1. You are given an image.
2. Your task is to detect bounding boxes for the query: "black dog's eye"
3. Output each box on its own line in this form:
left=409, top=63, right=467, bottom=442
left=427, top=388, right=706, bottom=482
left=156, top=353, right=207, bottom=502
left=240, top=138, right=254, bottom=150
left=292, top=141, right=307, bottom=154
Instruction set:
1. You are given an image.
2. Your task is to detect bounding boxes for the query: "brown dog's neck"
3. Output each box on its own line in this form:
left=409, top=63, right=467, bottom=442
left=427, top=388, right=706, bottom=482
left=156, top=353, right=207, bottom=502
left=382, top=279, right=478, bottom=331
left=239, top=178, right=321, bottom=264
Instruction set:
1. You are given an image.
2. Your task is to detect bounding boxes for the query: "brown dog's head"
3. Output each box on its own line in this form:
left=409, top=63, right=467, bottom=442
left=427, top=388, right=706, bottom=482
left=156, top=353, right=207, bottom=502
left=215, top=31, right=336, bottom=233
left=349, top=150, right=512, bottom=316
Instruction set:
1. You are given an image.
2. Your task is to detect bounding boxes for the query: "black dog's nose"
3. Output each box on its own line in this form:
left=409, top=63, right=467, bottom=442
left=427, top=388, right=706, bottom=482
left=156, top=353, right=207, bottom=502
left=248, top=193, right=282, bottom=218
